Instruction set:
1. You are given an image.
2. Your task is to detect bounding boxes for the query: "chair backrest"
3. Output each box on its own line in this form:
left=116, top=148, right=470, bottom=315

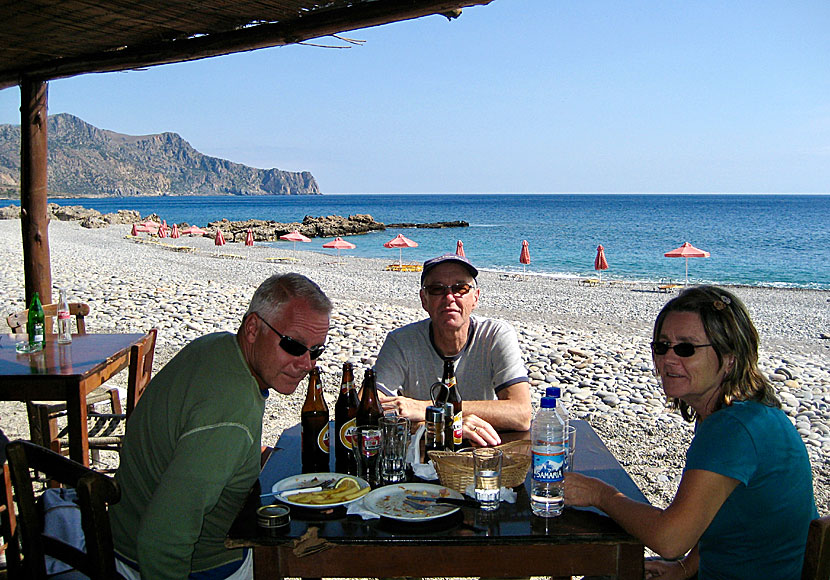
left=0, top=462, right=21, bottom=577
left=125, top=328, right=158, bottom=418
left=5, top=440, right=123, bottom=580
left=803, top=515, right=830, bottom=580
left=6, top=303, right=90, bottom=334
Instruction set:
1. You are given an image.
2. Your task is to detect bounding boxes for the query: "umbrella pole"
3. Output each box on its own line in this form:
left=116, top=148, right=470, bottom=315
left=685, top=257, right=689, bottom=286
left=399, top=248, right=403, bottom=270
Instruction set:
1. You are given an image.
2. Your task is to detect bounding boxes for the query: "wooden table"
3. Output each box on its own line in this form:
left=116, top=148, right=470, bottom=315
left=0, top=333, right=145, bottom=465
left=228, top=419, right=649, bottom=579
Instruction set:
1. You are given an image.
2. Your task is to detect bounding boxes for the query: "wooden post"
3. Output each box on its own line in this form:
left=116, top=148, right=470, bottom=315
left=19, top=77, right=52, bottom=309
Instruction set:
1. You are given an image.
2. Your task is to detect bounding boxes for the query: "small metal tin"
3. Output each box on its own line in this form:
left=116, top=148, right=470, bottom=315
left=257, top=504, right=290, bottom=534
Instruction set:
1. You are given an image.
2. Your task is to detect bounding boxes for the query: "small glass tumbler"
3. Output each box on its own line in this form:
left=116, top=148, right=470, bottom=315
left=565, top=425, right=577, bottom=472
left=473, top=448, right=503, bottom=511
left=378, top=415, right=410, bottom=485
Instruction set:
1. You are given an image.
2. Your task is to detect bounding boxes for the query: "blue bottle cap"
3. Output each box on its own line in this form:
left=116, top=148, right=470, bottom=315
left=540, top=396, right=557, bottom=409
left=545, top=386, right=562, bottom=398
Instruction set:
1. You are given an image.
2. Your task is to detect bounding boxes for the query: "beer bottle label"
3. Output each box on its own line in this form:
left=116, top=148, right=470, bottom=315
left=453, top=410, right=463, bottom=445
left=317, top=423, right=330, bottom=454
left=339, top=418, right=356, bottom=450
left=33, top=323, right=44, bottom=344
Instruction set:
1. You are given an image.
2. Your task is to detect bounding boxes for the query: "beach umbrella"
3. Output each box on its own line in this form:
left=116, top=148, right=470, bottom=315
left=455, top=240, right=465, bottom=257
left=158, top=220, right=168, bottom=238
left=664, top=242, right=710, bottom=286
left=279, top=230, right=311, bottom=259
left=181, top=225, right=208, bottom=236
left=170, top=223, right=180, bottom=238
left=594, top=244, right=609, bottom=283
left=130, top=223, right=139, bottom=236
left=245, top=229, right=254, bottom=246
left=519, top=240, right=531, bottom=277
left=322, top=236, right=356, bottom=264
left=214, top=229, right=226, bottom=246
left=383, top=233, right=418, bottom=268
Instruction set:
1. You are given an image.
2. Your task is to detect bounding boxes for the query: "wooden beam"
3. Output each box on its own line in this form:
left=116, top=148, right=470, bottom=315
left=19, top=78, right=52, bottom=308
left=0, top=0, right=493, bottom=89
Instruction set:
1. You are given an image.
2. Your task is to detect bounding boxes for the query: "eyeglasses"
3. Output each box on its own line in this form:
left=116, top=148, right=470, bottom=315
left=421, top=283, right=475, bottom=297
left=651, top=341, right=713, bottom=358
left=256, top=314, right=325, bottom=360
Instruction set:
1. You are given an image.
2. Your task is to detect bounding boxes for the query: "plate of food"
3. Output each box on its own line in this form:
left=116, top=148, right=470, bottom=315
left=362, top=482, right=463, bottom=521
left=270, top=473, right=370, bottom=509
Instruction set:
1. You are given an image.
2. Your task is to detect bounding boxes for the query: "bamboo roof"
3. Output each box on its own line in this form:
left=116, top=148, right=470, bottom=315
left=0, top=0, right=493, bottom=90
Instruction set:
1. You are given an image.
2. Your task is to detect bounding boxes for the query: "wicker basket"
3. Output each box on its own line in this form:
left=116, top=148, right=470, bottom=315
left=428, top=439, right=531, bottom=493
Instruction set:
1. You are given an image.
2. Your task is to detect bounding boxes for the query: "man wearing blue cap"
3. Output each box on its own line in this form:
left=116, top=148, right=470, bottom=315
left=374, top=254, right=532, bottom=445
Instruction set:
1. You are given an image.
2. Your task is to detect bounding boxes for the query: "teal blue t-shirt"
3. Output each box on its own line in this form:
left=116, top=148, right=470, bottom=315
left=685, top=400, right=818, bottom=580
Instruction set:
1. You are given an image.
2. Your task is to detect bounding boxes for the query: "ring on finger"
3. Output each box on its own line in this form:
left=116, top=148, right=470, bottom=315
left=470, top=424, right=477, bottom=432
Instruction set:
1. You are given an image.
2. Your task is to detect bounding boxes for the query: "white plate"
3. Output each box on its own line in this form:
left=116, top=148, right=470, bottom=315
left=363, top=483, right=463, bottom=521
left=271, top=472, right=370, bottom=509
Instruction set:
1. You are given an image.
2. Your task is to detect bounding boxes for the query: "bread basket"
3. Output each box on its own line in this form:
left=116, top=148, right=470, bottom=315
left=427, top=439, right=531, bottom=492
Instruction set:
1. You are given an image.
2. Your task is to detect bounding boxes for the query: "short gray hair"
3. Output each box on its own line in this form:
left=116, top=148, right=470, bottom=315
left=245, top=273, right=332, bottom=322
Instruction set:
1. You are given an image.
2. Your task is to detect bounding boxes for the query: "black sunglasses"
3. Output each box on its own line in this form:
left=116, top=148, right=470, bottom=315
left=422, top=283, right=475, bottom=297
left=651, top=341, right=712, bottom=358
left=256, top=314, right=325, bottom=360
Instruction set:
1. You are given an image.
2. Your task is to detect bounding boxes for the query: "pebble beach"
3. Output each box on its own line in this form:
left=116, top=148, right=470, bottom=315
left=1, top=219, right=827, bottom=513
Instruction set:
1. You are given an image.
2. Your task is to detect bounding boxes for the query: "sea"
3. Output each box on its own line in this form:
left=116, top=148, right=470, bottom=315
left=41, top=193, right=829, bottom=290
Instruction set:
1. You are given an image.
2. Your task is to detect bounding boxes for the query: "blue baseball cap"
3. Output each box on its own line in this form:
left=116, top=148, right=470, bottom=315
left=421, top=254, right=479, bottom=283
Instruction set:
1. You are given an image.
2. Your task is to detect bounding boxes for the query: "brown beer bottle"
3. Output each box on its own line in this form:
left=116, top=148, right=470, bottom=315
left=334, top=362, right=359, bottom=474
left=301, top=367, right=330, bottom=473
left=442, top=359, right=463, bottom=451
left=355, top=368, right=382, bottom=428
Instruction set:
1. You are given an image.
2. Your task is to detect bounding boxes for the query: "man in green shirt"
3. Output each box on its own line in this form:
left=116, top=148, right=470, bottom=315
left=111, top=273, right=331, bottom=580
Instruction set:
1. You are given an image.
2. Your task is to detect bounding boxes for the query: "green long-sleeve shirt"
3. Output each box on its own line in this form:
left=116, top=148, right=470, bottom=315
left=111, top=332, right=266, bottom=579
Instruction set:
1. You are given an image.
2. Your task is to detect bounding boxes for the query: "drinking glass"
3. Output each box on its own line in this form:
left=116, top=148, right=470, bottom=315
left=378, top=415, right=410, bottom=485
left=473, top=448, right=503, bottom=511
left=565, top=425, right=577, bottom=472
left=354, top=425, right=382, bottom=487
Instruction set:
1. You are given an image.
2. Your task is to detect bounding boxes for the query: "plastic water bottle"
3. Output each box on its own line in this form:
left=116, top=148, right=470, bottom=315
left=545, top=386, right=570, bottom=432
left=57, top=288, right=72, bottom=344
left=531, top=396, right=565, bottom=517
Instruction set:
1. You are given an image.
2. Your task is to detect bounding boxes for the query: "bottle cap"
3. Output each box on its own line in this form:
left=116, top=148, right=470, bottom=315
left=540, top=396, right=557, bottom=409
left=425, top=406, right=444, bottom=423
left=545, top=386, right=562, bottom=398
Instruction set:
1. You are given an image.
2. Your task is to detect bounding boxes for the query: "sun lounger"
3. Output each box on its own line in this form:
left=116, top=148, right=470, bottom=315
left=578, top=278, right=601, bottom=286
left=385, top=263, right=423, bottom=272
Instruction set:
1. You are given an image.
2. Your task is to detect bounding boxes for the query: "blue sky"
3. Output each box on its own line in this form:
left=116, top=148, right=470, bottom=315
left=1, top=0, right=828, bottom=194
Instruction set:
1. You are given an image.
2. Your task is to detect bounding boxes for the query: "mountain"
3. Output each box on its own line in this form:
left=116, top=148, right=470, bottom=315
left=0, top=113, right=320, bottom=197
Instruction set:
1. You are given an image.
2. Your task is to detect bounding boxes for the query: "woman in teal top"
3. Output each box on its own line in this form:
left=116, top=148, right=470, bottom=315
left=565, top=286, right=817, bottom=579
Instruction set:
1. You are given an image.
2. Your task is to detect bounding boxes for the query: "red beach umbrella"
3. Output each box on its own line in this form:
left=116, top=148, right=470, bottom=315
left=279, top=230, right=311, bottom=258
left=130, top=223, right=139, bottom=236
left=181, top=225, right=207, bottom=236
left=170, top=223, right=180, bottom=239
left=594, top=244, right=609, bottom=283
left=383, top=233, right=418, bottom=268
left=214, top=230, right=226, bottom=246
left=455, top=240, right=465, bottom=257
left=519, top=240, right=531, bottom=276
left=664, top=242, right=710, bottom=286
left=245, top=229, right=254, bottom=246
left=158, top=220, right=168, bottom=238
left=322, top=236, right=356, bottom=264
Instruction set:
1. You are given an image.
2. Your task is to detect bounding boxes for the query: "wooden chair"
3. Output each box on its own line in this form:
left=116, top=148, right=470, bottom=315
left=83, top=328, right=158, bottom=454
left=803, top=515, right=830, bottom=580
left=6, top=303, right=121, bottom=461
left=0, top=463, right=21, bottom=578
left=4, top=440, right=124, bottom=580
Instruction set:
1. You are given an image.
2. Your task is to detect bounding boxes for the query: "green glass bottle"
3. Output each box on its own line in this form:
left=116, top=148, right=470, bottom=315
left=27, top=292, right=45, bottom=351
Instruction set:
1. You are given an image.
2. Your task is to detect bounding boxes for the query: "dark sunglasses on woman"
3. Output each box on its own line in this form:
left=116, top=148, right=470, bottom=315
left=651, top=341, right=712, bottom=358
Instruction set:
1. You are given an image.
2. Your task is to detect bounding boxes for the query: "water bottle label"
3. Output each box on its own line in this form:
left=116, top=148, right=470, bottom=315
left=532, top=448, right=564, bottom=482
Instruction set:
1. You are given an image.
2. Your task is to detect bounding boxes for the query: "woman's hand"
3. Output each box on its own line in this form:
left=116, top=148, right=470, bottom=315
left=564, top=472, right=616, bottom=508
left=463, top=414, right=501, bottom=446
left=644, top=558, right=689, bottom=579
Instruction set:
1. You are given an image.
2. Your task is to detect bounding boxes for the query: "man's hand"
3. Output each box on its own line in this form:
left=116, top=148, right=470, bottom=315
left=463, top=414, right=501, bottom=446
left=644, top=559, right=690, bottom=579
left=378, top=393, right=431, bottom=422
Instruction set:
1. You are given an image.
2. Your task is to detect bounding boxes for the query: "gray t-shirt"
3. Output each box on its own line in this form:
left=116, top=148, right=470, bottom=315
left=373, top=315, right=529, bottom=401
